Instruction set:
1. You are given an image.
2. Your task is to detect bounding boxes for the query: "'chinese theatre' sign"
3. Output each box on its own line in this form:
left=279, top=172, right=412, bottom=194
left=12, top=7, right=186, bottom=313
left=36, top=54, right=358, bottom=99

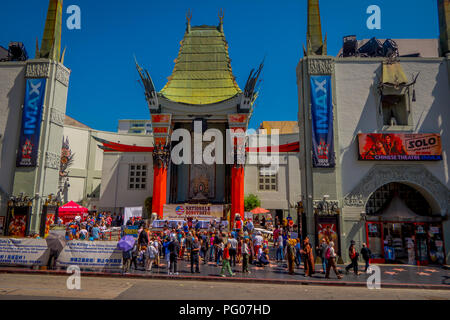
left=358, top=133, right=442, bottom=161
left=16, top=78, right=47, bottom=167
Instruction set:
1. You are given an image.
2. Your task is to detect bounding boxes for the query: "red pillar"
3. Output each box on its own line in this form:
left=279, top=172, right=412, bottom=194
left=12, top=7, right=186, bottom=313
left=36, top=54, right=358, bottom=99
left=158, top=167, right=167, bottom=217
left=230, top=166, right=244, bottom=229
left=152, top=166, right=160, bottom=217
left=238, top=167, right=244, bottom=216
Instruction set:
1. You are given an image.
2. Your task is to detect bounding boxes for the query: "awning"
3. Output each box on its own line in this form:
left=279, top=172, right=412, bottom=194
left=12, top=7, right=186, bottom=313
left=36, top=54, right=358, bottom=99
left=367, top=195, right=441, bottom=222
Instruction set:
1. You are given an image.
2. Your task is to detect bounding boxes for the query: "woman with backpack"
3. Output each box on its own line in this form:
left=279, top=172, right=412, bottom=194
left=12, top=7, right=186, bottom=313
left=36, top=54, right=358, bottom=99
left=325, top=241, right=342, bottom=279
left=345, top=240, right=359, bottom=275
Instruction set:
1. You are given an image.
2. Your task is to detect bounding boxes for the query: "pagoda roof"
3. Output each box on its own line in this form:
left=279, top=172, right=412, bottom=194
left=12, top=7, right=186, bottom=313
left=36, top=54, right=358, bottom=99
left=159, top=24, right=242, bottom=105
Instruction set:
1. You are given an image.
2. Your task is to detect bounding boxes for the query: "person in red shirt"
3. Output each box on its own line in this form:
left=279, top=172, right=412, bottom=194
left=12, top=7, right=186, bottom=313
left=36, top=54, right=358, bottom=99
left=220, top=242, right=235, bottom=277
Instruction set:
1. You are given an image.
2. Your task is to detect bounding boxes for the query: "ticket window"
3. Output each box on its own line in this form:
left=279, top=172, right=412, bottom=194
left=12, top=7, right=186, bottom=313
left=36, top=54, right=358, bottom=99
left=367, top=222, right=383, bottom=261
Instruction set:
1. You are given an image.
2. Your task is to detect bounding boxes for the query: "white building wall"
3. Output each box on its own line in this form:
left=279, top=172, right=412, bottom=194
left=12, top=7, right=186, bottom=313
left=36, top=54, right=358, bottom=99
left=244, top=133, right=301, bottom=217
left=99, top=152, right=153, bottom=213
left=0, top=63, right=26, bottom=214
left=335, top=58, right=450, bottom=199
left=63, top=124, right=153, bottom=210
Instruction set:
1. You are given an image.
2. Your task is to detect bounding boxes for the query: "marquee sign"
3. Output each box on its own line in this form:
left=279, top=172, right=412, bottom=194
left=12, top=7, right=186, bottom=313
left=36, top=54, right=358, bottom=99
left=16, top=78, right=47, bottom=167
left=310, top=75, right=335, bottom=168
left=358, top=133, right=442, bottom=161
left=163, top=204, right=223, bottom=219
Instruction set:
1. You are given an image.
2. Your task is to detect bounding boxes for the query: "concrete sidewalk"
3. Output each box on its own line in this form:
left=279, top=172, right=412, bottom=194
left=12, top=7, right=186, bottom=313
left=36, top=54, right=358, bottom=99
left=0, top=259, right=449, bottom=290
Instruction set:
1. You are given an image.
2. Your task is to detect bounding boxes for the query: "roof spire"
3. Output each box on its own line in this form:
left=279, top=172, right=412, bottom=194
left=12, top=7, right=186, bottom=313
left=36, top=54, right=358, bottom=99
left=38, top=0, right=63, bottom=61
left=186, top=9, right=192, bottom=33
left=438, top=0, right=450, bottom=56
left=218, top=8, right=224, bottom=33
left=306, top=0, right=327, bottom=56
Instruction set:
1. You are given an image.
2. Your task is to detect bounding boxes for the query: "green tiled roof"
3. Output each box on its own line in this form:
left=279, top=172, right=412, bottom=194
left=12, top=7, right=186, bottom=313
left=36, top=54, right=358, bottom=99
left=160, top=25, right=241, bottom=105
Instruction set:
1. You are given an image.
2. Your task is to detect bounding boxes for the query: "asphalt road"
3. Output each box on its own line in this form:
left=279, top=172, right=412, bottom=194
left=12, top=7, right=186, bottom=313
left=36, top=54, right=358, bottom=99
left=0, top=273, right=449, bottom=300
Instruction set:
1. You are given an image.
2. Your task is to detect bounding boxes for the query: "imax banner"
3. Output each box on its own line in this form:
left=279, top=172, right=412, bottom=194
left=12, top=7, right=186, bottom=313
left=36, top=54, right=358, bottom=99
left=310, top=75, right=335, bottom=168
left=16, top=78, right=46, bottom=167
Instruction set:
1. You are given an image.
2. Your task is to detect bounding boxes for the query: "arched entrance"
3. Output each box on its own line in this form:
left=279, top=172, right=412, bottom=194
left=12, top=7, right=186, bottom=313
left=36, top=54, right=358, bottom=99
left=365, top=182, right=445, bottom=265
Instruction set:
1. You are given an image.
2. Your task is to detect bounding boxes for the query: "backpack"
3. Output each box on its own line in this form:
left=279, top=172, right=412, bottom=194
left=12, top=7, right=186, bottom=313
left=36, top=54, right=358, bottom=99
left=325, top=247, right=331, bottom=259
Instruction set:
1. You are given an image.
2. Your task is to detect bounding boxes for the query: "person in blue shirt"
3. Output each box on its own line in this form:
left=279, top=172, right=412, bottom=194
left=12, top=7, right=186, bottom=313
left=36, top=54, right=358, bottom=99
left=295, top=237, right=302, bottom=267
left=163, top=238, right=171, bottom=273
left=91, top=224, right=100, bottom=240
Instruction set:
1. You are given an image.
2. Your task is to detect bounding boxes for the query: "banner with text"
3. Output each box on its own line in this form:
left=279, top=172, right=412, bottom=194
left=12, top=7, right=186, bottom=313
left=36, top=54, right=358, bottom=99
left=358, top=133, right=442, bottom=161
left=16, top=78, right=47, bottom=167
left=310, top=75, right=335, bottom=168
left=56, top=241, right=123, bottom=270
left=0, top=238, right=49, bottom=266
left=163, top=204, right=224, bottom=220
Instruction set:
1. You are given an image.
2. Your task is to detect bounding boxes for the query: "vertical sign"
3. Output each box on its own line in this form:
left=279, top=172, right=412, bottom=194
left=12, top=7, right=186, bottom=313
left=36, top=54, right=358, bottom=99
left=310, top=75, right=335, bottom=168
left=16, top=78, right=47, bottom=167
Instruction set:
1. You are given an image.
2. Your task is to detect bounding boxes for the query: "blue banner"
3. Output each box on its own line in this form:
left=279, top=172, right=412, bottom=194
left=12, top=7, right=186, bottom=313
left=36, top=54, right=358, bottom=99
left=310, top=75, right=335, bottom=168
left=16, top=78, right=46, bottom=167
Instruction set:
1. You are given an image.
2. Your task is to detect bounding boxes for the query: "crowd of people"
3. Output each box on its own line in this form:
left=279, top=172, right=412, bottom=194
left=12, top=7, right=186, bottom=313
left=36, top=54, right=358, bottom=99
left=119, top=214, right=372, bottom=280
left=62, top=211, right=126, bottom=241
left=57, top=211, right=372, bottom=280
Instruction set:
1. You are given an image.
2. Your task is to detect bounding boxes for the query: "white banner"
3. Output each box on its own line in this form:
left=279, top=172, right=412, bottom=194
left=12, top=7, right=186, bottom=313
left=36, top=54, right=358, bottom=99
left=123, top=206, right=143, bottom=226
left=56, top=240, right=123, bottom=270
left=163, top=204, right=223, bottom=219
left=0, top=238, right=49, bottom=266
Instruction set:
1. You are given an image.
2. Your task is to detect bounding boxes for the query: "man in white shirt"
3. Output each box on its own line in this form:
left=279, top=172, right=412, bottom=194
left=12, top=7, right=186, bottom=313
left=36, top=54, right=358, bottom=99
left=253, top=232, right=264, bottom=261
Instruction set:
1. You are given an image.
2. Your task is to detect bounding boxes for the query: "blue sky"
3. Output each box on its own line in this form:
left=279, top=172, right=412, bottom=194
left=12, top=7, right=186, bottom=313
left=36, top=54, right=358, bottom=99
left=1, top=0, right=439, bottom=132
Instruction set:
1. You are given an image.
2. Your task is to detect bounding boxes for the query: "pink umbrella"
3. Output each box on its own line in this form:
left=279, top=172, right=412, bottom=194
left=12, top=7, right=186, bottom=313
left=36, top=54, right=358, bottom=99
left=58, top=201, right=89, bottom=223
left=250, top=207, right=270, bottom=214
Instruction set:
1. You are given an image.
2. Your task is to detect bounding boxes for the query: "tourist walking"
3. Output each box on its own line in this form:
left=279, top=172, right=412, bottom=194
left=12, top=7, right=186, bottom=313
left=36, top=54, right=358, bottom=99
left=318, top=238, right=328, bottom=274
left=168, top=236, right=180, bottom=275
left=286, top=239, right=296, bottom=275
left=302, top=237, right=315, bottom=277
left=242, top=238, right=251, bottom=274
left=146, top=241, right=158, bottom=272
left=361, top=243, right=371, bottom=272
left=220, top=242, right=235, bottom=277
left=200, top=232, right=209, bottom=264
left=325, top=241, right=342, bottom=279
left=295, top=237, right=302, bottom=267
left=228, top=235, right=238, bottom=267
left=345, top=240, right=359, bottom=275
left=191, top=237, right=201, bottom=273
left=276, top=230, right=284, bottom=262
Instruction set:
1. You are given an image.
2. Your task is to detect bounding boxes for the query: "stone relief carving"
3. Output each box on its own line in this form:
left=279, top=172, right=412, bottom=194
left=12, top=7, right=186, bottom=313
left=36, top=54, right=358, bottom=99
left=45, top=151, right=60, bottom=170
left=56, top=64, right=70, bottom=86
left=313, top=200, right=340, bottom=215
left=25, top=62, right=50, bottom=78
left=50, top=108, right=65, bottom=126
left=344, top=165, right=450, bottom=215
left=308, top=59, right=334, bottom=75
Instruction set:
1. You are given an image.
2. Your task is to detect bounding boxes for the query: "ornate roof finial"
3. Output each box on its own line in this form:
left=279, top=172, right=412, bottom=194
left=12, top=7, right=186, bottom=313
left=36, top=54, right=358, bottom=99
left=218, top=8, right=224, bottom=33
left=306, top=0, right=327, bottom=56
left=186, top=9, right=192, bottom=33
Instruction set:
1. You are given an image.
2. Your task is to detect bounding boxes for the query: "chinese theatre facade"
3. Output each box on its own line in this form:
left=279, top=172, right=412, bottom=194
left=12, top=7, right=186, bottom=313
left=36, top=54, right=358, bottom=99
left=96, top=14, right=266, bottom=226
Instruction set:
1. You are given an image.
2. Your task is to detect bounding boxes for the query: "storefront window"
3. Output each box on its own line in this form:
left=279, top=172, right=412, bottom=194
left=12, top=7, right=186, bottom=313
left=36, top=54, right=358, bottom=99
left=428, top=224, right=445, bottom=264
left=367, top=222, right=382, bottom=259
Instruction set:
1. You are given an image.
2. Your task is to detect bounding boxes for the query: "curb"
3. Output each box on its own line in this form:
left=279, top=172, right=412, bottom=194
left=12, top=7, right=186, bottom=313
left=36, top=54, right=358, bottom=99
left=0, top=267, right=449, bottom=291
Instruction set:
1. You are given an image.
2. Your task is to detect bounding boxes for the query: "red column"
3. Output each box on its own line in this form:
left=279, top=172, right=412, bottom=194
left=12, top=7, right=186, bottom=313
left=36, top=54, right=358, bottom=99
left=230, top=166, right=244, bottom=229
left=158, top=167, right=168, bottom=217
left=237, top=167, right=244, bottom=216
left=152, top=166, right=160, bottom=217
